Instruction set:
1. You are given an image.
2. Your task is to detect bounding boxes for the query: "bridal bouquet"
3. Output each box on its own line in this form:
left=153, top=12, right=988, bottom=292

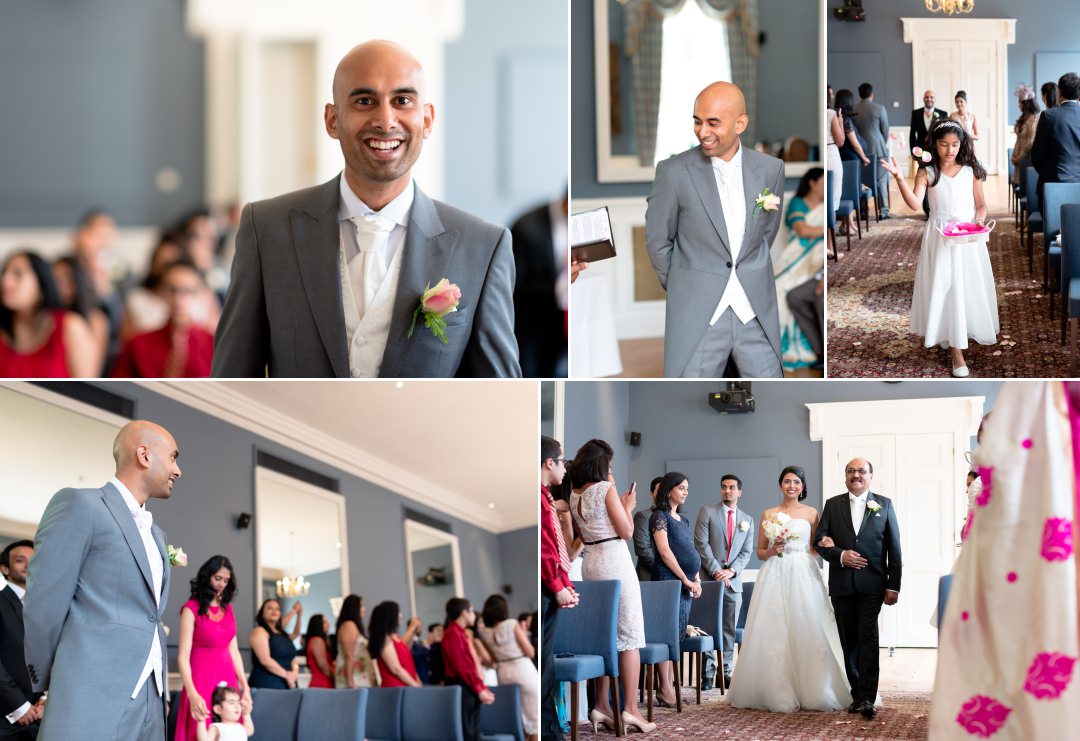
left=762, top=512, right=801, bottom=557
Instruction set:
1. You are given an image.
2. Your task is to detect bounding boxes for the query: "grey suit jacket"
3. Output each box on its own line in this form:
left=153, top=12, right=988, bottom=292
left=694, top=504, right=754, bottom=593
left=23, top=484, right=170, bottom=741
left=211, top=177, right=522, bottom=378
left=645, top=145, right=785, bottom=377
left=854, top=99, right=891, bottom=157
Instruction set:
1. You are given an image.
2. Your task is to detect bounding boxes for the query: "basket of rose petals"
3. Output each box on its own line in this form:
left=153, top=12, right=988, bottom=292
left=935, top=220, right=995, bottom=244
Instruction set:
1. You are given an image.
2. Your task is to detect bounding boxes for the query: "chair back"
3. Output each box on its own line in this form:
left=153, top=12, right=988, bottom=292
left=1044, top=183, right=1080, bottom=242
left=554, top=580, right=621, bottom=676
left=401, top=686, right=464, bottom=741
left=1025, top=165, right=1041, bottom=216
left=736, top=581, right=755, bottom=631
left=840, top=159, right=861, bottom=204
left=826, top=171, right=837, bottom=228
left=250, top=688, right=302, bottom=741
left=297, top=688, right=367, bottom=741
left=365, top=687, right=404, bottom=741
left=478, top=684, right=525, bottom=741
left=937, top=574, right=953, bottom=629
left=1006, top=148, right=1014, bottom=183
left=639, top=579, right=681, bottom=662
left=860, top=158, right=878, bottom=197
left=687, top=580, right=723, bottom=640
left=1059, top=204, right=1080, bottom=289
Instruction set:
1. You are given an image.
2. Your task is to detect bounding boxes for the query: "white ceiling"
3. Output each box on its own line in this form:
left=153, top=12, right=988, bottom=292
left=146, top=381, right=540, bottom=532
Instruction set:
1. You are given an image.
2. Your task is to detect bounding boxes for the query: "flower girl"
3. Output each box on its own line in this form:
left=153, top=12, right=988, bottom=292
left=195, top=684, right=254, bottom=741
left=880, top=118, right=999, bottom=376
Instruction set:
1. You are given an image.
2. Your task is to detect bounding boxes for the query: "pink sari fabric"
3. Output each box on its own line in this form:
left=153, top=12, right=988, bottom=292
left=929, top=381, right=1079, bottom=738
left=175, top=600, right=239, bottom=741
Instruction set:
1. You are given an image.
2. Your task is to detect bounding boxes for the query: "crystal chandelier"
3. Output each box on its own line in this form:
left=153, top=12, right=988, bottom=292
left=276, top=531, right=310, bottom=598
left=925, top=0, right=974, bottom=15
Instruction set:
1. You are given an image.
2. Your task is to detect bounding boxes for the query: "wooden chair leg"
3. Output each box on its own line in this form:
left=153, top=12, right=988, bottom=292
left=1072, top=318, right=1078, bottom=377
left=570, top=681, right=579, bottom=741
left=674, top=659, right=682, bottom=713
left=1062, top=291, right=1069, bottom=346
left=695, top=652, right=703, bottom=705
left=611, top=675, right=624, bottom=737
left=645, top=664, right=653, bottom=722
left=638, top=665, right=644, bottom=703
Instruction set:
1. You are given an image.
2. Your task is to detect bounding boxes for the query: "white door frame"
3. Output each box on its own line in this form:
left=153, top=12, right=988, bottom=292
left=902, top=17, right=1016, bottom=175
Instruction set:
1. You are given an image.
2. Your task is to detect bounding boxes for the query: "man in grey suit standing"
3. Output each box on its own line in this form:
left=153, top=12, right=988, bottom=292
left=212, top=40, right=521, bottom=378
left=694, top=474, right=755, bottom=688
left=646, top=82, right=786, bottom=378
left=854, top=83, right=892, bottom=219
left=24, top=421, right=180, bottom=741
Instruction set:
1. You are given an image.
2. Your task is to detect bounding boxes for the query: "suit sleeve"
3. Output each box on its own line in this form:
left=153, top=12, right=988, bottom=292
left=0, top=654, right=31, bottom=720
left=212, top=202, right=270, bottom=377
left=885, top=500, right=903, bottom=592
left=23, top=489, right=94, bottom=693
left=878, top=106, right=890, bottom=149
left=815, top=500, right=842, bottom=565
left=645, top=158, right=678, bottom=289
left=1031, top=113, right=1049, bottom=173
left=457, top=227, right=522, bottom=378
left=694, top=507, right=720, bottom=577
left=763, top=163, right=786, bottom=249
left=633, top=511, right=656, bottom=567
left=729, top=516, right=754, bottom=574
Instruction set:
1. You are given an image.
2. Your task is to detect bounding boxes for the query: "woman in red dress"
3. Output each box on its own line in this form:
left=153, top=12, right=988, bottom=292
left=0, top=251, right=97, bottom=377
left=304, top=614, right=335, bottom=688
left=368, top=601, right=423, bottom=687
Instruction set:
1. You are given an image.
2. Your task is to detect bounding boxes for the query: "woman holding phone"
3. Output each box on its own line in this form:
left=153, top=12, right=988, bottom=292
left=569, top=439, right=655, bottom=734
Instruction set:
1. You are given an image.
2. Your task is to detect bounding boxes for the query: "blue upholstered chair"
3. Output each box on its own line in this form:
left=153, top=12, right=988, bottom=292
left=840, top=159, right=862, bottom=246
left=401, top=686, right=464, bottom=741
left=250, top=688, right=302, bottom=741
left=479, top=684, right=525, bottom=741
left=827, top=170, right=839, bottom=260
left=297, top=688, right=367, bottom=741
left=1044, top=183, right=1080, bottom=322
left=639, top=580, right=682, bottom=719
left=1060, top=205, right=1080, bottom=372
left=1017, top=159, right=1031, bottom=233
left=937, top=575, right=953, bottom=629
left=365, top=687, right=404, bottom=741
left=686, top=580, right=724, bottom=697
left=733, top=581, right=755, bottom=653
left=553, top=580, right=623, bottom=740
left=678, top=630, right=714, bottom=706
left=860, top=158, right=879, bottom=228
left=1024, top=166, right=1044, bottom=279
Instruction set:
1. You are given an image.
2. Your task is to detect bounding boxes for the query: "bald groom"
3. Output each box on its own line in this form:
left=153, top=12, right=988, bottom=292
left=646, top=82, right=786, bottom=378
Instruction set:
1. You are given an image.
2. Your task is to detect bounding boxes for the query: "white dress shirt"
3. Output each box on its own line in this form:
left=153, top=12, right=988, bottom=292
left=708, top=144, right=756, bottom=325
left=849, top=491, right=868, bottom=535
left=4, top=583, right=29, bottom=725
left=111, top=477, right=164, bottom=698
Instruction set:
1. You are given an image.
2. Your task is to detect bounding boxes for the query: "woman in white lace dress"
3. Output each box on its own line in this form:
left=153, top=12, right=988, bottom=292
left=479, top=595, right=538, bottom=741
left=569, top=439, right=654, bottom=734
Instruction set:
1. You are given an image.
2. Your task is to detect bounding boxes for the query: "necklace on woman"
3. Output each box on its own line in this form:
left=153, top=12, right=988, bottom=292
left=208, top=601, right=225, bottom=622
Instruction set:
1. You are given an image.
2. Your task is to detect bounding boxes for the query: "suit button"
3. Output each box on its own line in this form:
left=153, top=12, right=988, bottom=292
left=148, top=615, right=157, bottom=623
left=726, top=261, right=733, bottom=268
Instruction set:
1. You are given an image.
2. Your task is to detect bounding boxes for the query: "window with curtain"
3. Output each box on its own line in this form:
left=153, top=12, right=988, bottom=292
left=653, top=1, right=731, bottom=165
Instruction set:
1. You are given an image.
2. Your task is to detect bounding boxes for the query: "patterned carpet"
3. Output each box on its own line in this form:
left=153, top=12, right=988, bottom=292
left=579, top=690, right=930, bottom=740
left=826, top=204, right=1076, bottom=377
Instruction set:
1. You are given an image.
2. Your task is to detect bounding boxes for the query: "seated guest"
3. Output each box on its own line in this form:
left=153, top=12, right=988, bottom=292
left=787, top=277, right=824, bottom=371
left=52, top=255, right=109, bottom=373
left=112, top=259, right=215, bottom=377
left=0, top=250, right=97, bottom=377
left=368, top=601, right=422, bottom=687
left=775, top=168, right=825, bottom=371
left=303, top=614, right=334, bottom=688
left=334, top=595, right=378, bottom=688
left=0, top=540, right=42, bottom=740
left=442, top=598, right=494, bottom=741
left=479, top=595, right=538, bottom=741
left=248, top=599, right=301, bottom=689
left=411, top=623, right=443, bottom=685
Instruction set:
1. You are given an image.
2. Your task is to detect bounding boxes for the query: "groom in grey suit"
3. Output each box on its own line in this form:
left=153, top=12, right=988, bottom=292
left=646, top=81, right=785, bottom=378
left=694, top=474, right=755, bottom=687
left=24, top=421, right=180, bottom=741
left=212, top=40, right=521, bottom=378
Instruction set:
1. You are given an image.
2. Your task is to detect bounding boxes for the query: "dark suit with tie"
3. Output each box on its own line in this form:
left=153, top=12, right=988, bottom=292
left=909, top=107, right=949, bottom=151
left=510, top=203, right=566, bottom=378
left=815, top=491, right=902, bottom=706
left=211, top=177, right=521, bottom=378
left=0, top=586, right=37, bottom=739
left=1031, top=100, right=1080, bottom=201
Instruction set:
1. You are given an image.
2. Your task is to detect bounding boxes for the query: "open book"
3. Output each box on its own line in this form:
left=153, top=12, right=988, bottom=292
left=570, top=206, right=616, bottom=262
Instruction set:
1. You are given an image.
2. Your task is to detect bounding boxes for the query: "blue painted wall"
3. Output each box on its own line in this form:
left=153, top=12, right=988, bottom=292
left=827, top=2, right=1080, bottom=127
left=498, top=525, right=539, bottom=616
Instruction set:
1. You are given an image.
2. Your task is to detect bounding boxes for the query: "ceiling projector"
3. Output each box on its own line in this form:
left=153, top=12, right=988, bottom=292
left=834, top=0, right=866, bottom=22
left=708, top=383, right=755, bottom=415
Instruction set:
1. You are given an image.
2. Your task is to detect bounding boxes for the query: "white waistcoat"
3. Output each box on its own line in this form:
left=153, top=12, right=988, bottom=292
left=339, top=235, right=406, bottom=377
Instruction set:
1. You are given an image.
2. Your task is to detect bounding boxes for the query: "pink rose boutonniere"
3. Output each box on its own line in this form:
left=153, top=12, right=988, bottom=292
left=753, top=187, right=781, bottom=217
left=167, top=545, right=188, bottom=567
left=408, top=278, right=462, bottom=345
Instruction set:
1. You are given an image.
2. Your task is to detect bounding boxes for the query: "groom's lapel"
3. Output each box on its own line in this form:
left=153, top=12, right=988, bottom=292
left=101, top=484, right=156, bottom=601
left=739, top=151, right=768, bottom=262
left=688, top=151, right=732, bottom=257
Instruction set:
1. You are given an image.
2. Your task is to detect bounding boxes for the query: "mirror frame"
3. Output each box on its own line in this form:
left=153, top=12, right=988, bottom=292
left=254, top=465, right=350, bottom=617
left=403, top=518, right=464, bottom=623
left=593, top=0, right=822, bottom=182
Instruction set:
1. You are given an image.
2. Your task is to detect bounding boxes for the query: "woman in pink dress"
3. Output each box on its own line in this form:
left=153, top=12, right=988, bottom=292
left=176, top=556, right=251, bottom=741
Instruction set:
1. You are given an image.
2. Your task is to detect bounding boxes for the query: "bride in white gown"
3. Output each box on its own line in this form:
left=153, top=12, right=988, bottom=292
left=727, top=466, right=851, bottom=713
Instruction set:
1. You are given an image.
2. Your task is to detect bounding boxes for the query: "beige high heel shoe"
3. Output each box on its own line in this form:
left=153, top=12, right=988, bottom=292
left=588, top=709, right=615, bottom=733
left=621, top=711, right=657, bottom=733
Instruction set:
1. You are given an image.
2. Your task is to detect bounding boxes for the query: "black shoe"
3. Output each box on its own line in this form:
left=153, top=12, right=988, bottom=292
left=880, top=213, right=891, bottom=220
left=860, top=700, right=876, bottom=719
left=723, top=674, right=732, bottom=689
left=700, top=678, right=714, bottom=691
left=848, top=701, right=861, bottom=714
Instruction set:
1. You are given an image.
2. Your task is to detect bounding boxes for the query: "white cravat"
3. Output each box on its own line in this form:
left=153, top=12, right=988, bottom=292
left=849, top=492, right=868, bottom=535
left=348, top=214, right=396, bottom=319
left=111, top=478, right=164, bottom=698
left=709, top=146, right=756, bottom=325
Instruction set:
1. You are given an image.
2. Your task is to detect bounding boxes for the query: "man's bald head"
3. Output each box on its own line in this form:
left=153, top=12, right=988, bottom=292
left=332, top=40, right=427, bottom=105
left=113, top=420, right=181, bottom=503
left=923, top=90, right=936, bottom=110
left=693, top=81, right=748, bottom=160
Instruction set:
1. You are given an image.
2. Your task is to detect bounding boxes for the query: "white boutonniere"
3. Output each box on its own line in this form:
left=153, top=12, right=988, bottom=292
left=866, top=501, right=882, bottom=513
left=753, top=187, right=781, bottom=217
left=739, top=521, right=750, bottom=532
left=167, top=545, right=188, bottom=567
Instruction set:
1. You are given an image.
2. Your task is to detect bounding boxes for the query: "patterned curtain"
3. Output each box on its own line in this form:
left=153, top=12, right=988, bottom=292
left=719, top=0, right=760, bottom=145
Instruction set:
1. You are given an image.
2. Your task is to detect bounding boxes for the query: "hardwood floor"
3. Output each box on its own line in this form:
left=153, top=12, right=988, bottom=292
left=611, top=337, right=823, bottom=378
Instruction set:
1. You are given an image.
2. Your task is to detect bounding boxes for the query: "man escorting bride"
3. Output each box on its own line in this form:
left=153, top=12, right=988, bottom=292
left=728, top=462, right=902, bottom=718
